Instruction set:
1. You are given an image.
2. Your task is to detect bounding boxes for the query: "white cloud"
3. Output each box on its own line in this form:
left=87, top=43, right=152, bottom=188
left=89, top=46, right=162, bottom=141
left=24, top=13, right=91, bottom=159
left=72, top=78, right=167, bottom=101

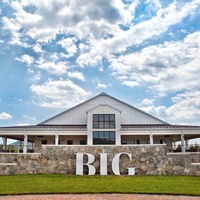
left=67, top=71, right=85, bottom=81
left=109, top=31, right=200, bottom=95
left=94, top=78, right=110, bottom=88
left=122, top=81, right=140, bottom=87
left=141, top=98, right=154, bottom=106
left=35, top=58, right=68, bottom=75
left=97, top=83, right=107, bottom=88
left=13, top=97, right=22, bottom=102
left=33, top=43, right=43, bottom=53
left=23, top=115, right=36, bottom=121
left=2, top=16, right=20, bottom=32
left=30, top=79, right=91, bottom=108
left=77, top=53, right=103, bottom=68
left=3, top=0, right=126, bottom=44
left=1, top=0, right=200, bottom=127
left=58, top=37, right=77, bottom=58
left=140, top=90, right=200, bottom=125
left=32, top=72, right=41, bottom=83
left=15, top=54, right=34, bottom=66
left=75, top=0, right=200, bottom=68
left=0, top=112, right=12, bottom=120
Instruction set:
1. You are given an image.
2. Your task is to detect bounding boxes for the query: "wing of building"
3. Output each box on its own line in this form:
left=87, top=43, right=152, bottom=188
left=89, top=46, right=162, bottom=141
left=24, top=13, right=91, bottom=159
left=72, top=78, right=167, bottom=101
left=0, top=92, right=200, bottom=153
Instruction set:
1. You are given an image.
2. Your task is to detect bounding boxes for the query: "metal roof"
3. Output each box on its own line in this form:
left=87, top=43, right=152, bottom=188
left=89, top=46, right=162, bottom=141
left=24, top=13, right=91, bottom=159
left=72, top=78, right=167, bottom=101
left=121, top=124, right=200, bottom=130
left=0, top=124, right=87, bottom=131
left=1, top=124, right=200, bottom=131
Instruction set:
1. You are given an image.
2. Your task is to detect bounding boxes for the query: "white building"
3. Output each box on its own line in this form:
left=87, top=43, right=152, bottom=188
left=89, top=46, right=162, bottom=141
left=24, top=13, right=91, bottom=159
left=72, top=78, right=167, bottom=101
left=0, top=92, right=200, bottom=153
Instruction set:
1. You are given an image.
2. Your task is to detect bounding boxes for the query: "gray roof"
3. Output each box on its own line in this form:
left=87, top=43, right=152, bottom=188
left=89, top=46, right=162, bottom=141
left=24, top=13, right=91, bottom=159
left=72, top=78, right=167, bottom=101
left=0, top=124, right=87, bottom=131
left=1, top=124, right=200, bottom=131
left=121, top=124, right=200, bottom=130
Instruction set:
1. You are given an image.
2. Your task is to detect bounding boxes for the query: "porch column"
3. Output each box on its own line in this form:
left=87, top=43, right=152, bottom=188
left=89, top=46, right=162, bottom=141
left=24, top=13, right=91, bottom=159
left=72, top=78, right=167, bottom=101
left=149, top=130, right=153, bottom=144
left=185, top=139, right=189, bottom=152
left=3, top=137, right=7, bottom=150
left=55, top=131, right=59, bottom=145
left=116, top=131, right=121, bottom=145
left=181, top=131, right=185, bottom=153
left=19, top=141, right=22, bottom=151
left=23, top=134, right=28, bottom=153
left=87, top=131, right=93, bottom=145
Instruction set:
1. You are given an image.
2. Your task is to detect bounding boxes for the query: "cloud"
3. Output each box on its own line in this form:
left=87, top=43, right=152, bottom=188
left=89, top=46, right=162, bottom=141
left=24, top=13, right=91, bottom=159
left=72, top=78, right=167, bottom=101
left=110, top=31, right=200, bottom=95
left=67, top=71, right=85, bottom=81
left=141, top=98, right=154, bottom=106
left=33, top=43, right=43, bottom=53
left=15, top=54, right=34, bottom=66
left=97, top=83, right=107, bottom=88
left=23, top=115, right=36, bottom=121
left=76, top=0, right=200, bottom=68
left=122, top=81, right=140, bottom=87
left=1, top=0, right=200, bottom=127
left=58, top=37, right=77, bottom=58
left=0, top=112, right=12, bottom=120
left=13, top=97, right=22, bottom=102
left=140, top=90, right=200, bottom=125
left=30, top=79, right=91, bottom=108
left=35, top=58, right=69, bottom=75
left=32, top=72, right=41, bottom=83
left=2, top=0, right=126, bottom=43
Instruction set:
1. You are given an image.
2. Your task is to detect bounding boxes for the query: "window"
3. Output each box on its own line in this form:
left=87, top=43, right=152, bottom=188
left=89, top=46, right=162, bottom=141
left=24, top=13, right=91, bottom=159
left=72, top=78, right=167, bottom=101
left=160, top=139, right=166, bottom=144
left=93, top=131, right=115, bottom=145
left=93, top=114, right=115, bottom=129
left=80, top=140, right=86, bottom=145
left=121, top=140, right=127, bottom=145
left=41, top=140, right=47, bottom=145
left=67, top=140, right=73, bottom=145
left=134, top=140, right=140, bottom=144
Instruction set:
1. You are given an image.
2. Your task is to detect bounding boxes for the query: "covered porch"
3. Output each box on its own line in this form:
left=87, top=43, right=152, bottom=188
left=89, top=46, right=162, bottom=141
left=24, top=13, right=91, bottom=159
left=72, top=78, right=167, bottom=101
left=120, top=124, right=200, bottom=152
left=0, top=125, right=87, bottom=153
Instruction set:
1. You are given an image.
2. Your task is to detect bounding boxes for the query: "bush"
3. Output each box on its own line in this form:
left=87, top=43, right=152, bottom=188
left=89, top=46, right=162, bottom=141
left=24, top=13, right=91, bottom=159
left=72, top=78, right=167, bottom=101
left=189, top=144, right=200, bottom=152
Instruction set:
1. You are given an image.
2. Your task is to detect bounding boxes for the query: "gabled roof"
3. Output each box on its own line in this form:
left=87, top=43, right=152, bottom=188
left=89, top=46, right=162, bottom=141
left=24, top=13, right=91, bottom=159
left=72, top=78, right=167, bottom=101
left=86, top=103, right=122, bottom=113
left=39, top=92, right=168, bottom=125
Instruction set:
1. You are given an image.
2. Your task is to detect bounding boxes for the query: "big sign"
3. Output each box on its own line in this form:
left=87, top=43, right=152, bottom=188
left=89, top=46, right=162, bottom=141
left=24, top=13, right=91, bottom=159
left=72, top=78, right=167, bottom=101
left=76, top=152, right=136, bottom=175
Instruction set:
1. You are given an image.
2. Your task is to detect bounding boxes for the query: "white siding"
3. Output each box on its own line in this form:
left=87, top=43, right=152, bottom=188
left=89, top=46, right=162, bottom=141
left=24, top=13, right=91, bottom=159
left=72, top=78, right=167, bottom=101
left=42, top=94, right=165, bottom=125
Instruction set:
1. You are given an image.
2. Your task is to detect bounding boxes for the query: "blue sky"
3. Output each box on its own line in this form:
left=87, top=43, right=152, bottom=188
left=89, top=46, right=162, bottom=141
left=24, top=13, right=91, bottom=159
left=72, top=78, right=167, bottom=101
left=0, top=0, right=200, bottom=131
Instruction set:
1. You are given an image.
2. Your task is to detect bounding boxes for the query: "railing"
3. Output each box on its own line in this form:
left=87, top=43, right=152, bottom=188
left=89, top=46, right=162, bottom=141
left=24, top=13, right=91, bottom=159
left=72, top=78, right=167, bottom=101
left=0, top=144, right=36, bottom=153
left=0, top=143, right=199, bottom=153
left=171, top=143, right=200, bottom=153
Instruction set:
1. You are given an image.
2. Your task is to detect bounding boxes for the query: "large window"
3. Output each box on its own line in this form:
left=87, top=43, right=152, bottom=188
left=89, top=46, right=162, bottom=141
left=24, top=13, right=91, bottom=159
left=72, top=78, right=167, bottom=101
left=93, top=114, right=115, bottom=129
left=41, top=140, right=47, bottom=145
left=134, top=140, right=140, bottom=144
left=67, top=140, right=73, bottom=145
left=93, top=131, right=115, bottom=145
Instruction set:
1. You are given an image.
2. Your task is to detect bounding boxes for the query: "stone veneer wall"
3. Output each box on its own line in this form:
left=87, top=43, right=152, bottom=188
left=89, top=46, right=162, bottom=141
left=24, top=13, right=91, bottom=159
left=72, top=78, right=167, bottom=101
left=0, top=145, right=200, bottom=175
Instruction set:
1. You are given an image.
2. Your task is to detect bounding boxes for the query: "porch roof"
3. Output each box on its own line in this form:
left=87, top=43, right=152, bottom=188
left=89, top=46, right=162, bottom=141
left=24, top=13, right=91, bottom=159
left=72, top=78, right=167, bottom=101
left=121, top=124, right=200, bottom=130
left=1, top=124, right=200, bottom=132
left=0, top=124, right=87, bottom=131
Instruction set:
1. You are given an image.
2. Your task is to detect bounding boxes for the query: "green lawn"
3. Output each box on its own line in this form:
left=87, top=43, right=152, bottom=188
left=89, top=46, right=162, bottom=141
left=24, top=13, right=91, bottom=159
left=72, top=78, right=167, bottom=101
left=0, top=175, right=199, bottom=196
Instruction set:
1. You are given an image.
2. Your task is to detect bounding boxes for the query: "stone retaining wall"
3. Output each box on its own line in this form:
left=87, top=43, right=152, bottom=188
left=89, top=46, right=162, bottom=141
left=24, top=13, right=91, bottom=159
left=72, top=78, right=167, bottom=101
left=0, top=145, right=200, bottom=175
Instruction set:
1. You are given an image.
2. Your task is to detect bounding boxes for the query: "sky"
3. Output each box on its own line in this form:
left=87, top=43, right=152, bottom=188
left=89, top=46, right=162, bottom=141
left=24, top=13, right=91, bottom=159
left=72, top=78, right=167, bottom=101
left=0, top=0, right=200, bottom=134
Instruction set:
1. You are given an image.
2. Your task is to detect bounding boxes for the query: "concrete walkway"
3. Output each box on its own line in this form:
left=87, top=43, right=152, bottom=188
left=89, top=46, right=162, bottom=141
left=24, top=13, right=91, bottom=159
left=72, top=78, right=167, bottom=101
left=0, top=194, right=199, bottom=200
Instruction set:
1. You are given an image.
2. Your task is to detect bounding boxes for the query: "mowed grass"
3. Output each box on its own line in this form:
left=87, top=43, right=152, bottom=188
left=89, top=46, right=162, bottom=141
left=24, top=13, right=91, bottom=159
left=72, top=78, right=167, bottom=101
left=0, top=174, right=199, bottom=196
